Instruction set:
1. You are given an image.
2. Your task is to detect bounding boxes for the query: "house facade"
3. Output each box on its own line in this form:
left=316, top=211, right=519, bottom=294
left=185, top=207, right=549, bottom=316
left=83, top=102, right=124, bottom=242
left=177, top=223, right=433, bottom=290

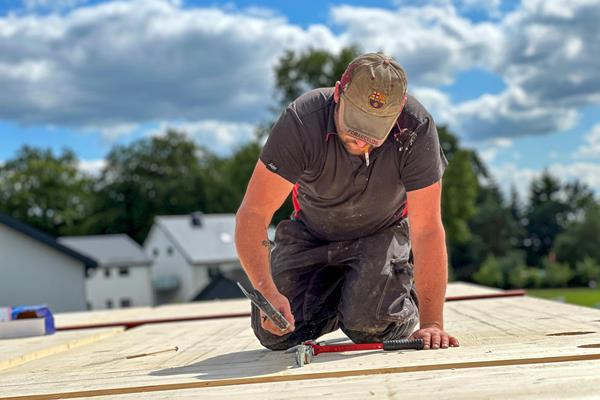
left=59, top=234, right=154, bottom=310
left=144, top=212, right=243, bottom=304
left=0, top=213, right=95, bottom=312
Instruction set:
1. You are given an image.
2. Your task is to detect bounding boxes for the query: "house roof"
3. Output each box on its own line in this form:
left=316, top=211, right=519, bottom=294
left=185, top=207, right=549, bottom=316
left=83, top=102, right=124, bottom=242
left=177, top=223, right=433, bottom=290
left=151, top=213, right=239, bottom=264
left=193, top=268, right=250, bottom=301
left=59, top=234, right=151, bottom=267
left=0, top=212, right=97, bottom=268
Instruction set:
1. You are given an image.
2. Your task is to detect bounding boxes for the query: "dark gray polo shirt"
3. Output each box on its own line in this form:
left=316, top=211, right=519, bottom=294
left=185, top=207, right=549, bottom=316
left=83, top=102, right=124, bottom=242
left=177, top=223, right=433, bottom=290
left=260, top=87, right=448, bottom=242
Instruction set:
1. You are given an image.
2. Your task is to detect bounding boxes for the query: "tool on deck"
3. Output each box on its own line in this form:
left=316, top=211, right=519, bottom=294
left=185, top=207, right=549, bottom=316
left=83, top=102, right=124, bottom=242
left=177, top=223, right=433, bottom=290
left=237, top=282, right=291, bottom=332
left=126, top=346, right=179, bottom=359
left=236, top=239, right=291, bottom=332
left=288, top=339, right=424, bottom=367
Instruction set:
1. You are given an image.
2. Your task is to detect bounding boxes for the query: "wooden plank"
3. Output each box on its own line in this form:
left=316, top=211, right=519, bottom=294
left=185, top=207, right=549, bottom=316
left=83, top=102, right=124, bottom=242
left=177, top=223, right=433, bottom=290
left=54, top=282, right=504, bottom=330
left=54, top=299, right=250, bottom=329
left=75, top=360, right=600, bottom=400
left=1, top=296, right=600, bottom=398
left=0, top=328, right=124, bottom=372
left=445, top=281, right=504, bottom=297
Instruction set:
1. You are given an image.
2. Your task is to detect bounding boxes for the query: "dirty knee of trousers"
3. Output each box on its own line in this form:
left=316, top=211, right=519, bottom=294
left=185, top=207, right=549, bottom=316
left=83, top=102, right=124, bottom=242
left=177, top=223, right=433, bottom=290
left=342, top=316, right=419, bottom=344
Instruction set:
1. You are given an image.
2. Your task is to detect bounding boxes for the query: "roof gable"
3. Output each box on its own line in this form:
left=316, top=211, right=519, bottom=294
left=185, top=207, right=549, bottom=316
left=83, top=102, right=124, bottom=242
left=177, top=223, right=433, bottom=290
left=0, top=212, right=97, bottom=268
left=153, top=214, right=238, bottom=264
left=59, top=234, right=151, bottom=267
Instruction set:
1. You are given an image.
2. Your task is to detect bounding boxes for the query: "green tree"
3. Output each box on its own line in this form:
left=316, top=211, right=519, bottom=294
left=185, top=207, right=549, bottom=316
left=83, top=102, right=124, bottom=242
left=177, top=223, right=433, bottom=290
left=84, top=131, right=208, bottom=243
left=473, top=256, right=504, bottom=288
left=275, top=46, right=361, bottom=109
left=437, top=126, right=490, bottom=279
left=574, top=257, right=600, bottom=287
left=524, top=172, right=595, bottom=267
left=0, top=146, right=93, bottom=236
left=542, top=258, right=573, bottom=288
left=553, top=203, right=600, bottom=267
left=469, top=184, right=525, bottom=258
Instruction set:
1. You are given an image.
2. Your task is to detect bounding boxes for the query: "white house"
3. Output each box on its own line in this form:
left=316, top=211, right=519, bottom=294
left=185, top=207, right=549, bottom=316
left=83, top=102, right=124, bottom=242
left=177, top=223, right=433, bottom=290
left=143, top=212, right=246, bottom=304
left=59, top=234, right=154, bottom=310
left=0, top=213, right=95, bottom=312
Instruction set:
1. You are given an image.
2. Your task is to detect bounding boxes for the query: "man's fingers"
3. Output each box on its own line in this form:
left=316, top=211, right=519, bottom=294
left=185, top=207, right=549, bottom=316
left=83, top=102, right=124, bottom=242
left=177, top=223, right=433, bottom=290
left=450, top=336, right=460, bottom=347
left=431, top=333, right=441, bottom=349
left=261, top=313, right=294, bottom=336
left=419, top=332, right=431, bottom=349
left=441, top=335, right=450, bottom=349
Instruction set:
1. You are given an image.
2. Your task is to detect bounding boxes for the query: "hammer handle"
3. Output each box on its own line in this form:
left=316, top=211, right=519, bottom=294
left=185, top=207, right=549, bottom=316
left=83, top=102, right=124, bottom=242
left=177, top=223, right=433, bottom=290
left=382, top=338, right=424, bottom=351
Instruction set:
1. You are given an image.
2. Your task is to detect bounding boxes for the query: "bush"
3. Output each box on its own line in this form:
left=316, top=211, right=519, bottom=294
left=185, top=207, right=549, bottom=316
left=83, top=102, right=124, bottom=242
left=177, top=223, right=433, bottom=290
left=575, top=257, right=600, bottom=287
left=542, top=259, right=574, bottom=288
left=473, top=256, right=504, bottom=288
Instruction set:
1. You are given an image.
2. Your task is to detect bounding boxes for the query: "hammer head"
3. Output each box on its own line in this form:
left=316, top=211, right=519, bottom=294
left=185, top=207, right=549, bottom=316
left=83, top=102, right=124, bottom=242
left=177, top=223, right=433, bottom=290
left=295, top=344, right=314, bottom=367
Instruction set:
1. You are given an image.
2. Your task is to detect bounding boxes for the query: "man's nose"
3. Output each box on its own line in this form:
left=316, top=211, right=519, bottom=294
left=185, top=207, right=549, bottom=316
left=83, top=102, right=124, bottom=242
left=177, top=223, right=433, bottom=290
left=355, top=139, right=367, bottom=148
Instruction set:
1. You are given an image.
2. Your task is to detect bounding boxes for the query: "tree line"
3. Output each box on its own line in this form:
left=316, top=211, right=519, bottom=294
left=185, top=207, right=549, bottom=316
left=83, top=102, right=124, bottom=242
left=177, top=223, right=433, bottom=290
left=1, top=47, right=599, bottom=289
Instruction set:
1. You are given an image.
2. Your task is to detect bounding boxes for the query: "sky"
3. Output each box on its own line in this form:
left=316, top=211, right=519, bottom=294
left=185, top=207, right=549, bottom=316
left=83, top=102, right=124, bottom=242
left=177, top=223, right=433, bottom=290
left=0, top=0, right=599, bottom=201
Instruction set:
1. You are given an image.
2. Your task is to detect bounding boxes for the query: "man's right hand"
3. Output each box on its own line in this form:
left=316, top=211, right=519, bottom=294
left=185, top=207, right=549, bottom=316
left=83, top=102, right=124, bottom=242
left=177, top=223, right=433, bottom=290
left=260, top=288, right=296, bottom=336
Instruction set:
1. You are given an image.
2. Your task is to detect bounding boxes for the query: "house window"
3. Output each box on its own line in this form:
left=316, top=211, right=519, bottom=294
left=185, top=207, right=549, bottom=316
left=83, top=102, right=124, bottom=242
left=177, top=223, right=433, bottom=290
left=153, top=248, right=159, bottom=257
left=119, top=267, right=130, bottom=277
left=167, top=246, right=174, bottom=256
left=104, top=268, right=111, bottom=278
left=120, top=298, right=132, bottom=308
left=106, top=299, right=113, bottom=309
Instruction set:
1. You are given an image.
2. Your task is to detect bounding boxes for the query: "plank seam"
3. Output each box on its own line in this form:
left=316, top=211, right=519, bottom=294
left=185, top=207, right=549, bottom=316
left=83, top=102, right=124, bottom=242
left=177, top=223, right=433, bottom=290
left=3, top=352, right=600, bottom=400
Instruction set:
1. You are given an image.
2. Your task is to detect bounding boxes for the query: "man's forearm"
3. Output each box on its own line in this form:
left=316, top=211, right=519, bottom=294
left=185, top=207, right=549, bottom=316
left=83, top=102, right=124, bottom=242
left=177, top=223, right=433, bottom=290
left=234, top=210, right=278, bottom=294
left=411, top=228, right=448, bottom=329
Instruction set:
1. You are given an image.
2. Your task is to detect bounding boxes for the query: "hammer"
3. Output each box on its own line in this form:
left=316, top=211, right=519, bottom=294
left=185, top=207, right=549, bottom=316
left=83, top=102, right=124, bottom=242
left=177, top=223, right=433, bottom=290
left=288, top=339, right=425, bottom=367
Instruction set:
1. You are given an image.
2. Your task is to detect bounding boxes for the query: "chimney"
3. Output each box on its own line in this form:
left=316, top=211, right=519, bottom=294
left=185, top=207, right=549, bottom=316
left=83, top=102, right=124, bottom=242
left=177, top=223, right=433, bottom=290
left=190, top=211, right=204, bottom=227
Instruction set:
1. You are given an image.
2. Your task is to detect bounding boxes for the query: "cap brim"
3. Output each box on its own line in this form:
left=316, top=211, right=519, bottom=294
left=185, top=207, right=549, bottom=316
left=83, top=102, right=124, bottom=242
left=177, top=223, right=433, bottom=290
left=341, top=97, right=399, bottom=147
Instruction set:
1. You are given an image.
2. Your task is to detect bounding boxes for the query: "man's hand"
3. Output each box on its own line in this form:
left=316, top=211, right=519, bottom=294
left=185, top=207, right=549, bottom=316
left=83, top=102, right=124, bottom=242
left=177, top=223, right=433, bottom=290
left=259, top=288, right=296, bottom=336
left=409, top=323, right=459, bottom=350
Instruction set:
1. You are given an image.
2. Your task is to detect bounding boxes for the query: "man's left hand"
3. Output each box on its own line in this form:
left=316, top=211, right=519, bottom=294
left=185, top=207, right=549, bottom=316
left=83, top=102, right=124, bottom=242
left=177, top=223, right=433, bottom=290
left=409, top=324, right=460, bottom=350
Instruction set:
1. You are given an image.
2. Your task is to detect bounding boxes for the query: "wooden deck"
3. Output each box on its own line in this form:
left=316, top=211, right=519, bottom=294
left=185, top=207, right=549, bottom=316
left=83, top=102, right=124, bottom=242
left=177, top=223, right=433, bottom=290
left=1, top=282, right=599, bottom=399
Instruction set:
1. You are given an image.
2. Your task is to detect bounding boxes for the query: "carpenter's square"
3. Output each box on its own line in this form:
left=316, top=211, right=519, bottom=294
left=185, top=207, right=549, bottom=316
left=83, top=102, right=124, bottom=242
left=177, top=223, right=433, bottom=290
left=288, top=339, right=425, bottom=367
left=237, top=282, right=291, bottom=332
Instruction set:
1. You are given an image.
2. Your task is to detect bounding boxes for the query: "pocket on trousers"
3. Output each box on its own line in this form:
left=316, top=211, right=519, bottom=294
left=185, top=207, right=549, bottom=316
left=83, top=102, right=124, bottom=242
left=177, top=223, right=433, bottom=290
left=376, top=257, right=418, bottom=323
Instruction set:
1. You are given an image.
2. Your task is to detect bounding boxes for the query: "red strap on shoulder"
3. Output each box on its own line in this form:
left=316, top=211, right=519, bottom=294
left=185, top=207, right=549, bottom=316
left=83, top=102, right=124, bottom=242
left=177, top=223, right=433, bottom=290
left=292, top=183, right=301, bottom=218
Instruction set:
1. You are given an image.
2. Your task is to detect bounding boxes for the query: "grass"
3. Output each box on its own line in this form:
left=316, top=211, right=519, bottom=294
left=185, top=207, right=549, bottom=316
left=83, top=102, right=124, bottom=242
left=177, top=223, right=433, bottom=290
left=526, top=287, right=600, bottom=308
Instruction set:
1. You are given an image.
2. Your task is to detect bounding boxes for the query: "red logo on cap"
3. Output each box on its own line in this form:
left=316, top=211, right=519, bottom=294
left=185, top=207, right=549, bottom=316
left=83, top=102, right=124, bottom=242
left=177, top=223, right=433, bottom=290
left=369, top=91, right=386, bottom=109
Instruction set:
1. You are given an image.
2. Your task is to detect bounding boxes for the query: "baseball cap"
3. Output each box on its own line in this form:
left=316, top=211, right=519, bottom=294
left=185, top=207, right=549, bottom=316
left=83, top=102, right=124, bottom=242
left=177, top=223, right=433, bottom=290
left=339, top=53, right=407, bottom=147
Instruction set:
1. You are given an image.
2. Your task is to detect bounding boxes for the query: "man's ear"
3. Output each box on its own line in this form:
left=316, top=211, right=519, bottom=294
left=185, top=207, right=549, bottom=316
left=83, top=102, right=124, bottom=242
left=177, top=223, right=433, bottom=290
left=334, top=81, right=341, bottom=103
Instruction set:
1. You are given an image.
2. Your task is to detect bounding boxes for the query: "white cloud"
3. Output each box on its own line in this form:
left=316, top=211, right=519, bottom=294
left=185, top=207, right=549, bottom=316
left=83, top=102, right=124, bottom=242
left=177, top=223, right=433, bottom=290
left=490, top=163, right=540, bottom=201
left=498, top=0, right=600, bottom=108
left=21, top=0, right=89, bottom=12
left=548, top=162, right=600, bottom=193
left=85, top=123, right=139, bottom=141
left=78, top=158, right=105, bottom=175
left=460, top=0, right=502, bottom=17
left=0, top=0, right=598, bottom=150
left=331, top=4, right=503, bottom=86
left=0, top=0, right=339, bottom=130
left=492, top=161, right=600, bottom=202
left=410, top=87, right=455, bottom=125
left=473, top=138, right=513, bottom=163
left=148, top=120, right=256, bottom=155
left=575, top=123, right=600, bottom=160
left=332, top=1, right=600, bottom=142
left=452, top=85, right=579, bottom=140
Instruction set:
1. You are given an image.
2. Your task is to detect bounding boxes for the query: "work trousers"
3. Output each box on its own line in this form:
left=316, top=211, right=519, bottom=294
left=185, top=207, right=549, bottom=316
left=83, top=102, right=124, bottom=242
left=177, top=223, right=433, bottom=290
left=251, top=218, right=419, bottom=350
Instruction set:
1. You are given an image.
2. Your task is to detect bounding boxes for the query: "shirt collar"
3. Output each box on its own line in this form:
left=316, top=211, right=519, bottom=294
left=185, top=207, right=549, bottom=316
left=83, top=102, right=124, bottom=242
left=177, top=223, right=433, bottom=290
left=325, top=95, right=338, bottom=139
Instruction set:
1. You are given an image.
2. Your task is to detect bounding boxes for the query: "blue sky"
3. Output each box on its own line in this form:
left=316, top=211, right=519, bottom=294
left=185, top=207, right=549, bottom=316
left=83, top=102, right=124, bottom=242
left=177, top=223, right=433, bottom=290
left=0, top=0, right=599, bottom=199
